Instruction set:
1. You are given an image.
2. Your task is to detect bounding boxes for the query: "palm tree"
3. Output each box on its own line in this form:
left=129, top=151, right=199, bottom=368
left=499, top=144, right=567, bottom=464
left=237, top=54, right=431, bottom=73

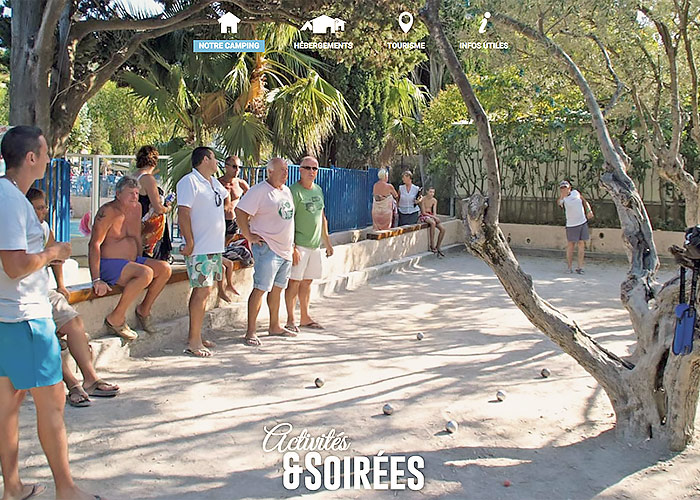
left=121, top=23, right=353, bottom=188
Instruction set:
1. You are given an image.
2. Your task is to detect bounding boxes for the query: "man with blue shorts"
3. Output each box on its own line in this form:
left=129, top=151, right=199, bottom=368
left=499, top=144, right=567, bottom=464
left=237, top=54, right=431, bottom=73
left=0, top=126, right=101, bottom=500
left=236, top=158, right=295, bottom=346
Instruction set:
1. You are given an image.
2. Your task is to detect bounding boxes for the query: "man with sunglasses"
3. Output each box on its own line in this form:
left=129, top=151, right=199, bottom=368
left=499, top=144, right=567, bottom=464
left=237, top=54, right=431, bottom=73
left=284, top=156, right=333, bottom=332
left=218, top=155, right=249, bottom=241
left=176, top=147, right=229, bottom=357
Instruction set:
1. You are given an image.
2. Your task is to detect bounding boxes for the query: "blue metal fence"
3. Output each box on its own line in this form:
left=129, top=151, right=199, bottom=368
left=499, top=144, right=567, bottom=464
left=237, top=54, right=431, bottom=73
left=34, top=159, right=71, bottom=242
left=240, top=165, right=377, bottom=233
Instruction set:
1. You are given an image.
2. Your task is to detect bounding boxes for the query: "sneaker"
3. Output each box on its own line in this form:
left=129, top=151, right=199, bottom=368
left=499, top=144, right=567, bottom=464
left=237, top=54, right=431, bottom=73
left=565, top=268, right=574, bottom=274
left=575, top=268, right=584, bottom=274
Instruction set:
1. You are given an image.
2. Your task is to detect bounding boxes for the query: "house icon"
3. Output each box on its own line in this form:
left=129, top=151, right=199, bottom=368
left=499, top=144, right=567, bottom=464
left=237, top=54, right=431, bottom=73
left=218, top=12, right=240, bottom=34
left=301, top=15, right=346, bottom=35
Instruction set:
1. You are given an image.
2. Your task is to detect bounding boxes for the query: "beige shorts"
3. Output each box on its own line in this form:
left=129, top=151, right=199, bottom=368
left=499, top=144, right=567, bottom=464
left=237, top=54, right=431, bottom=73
left=48, top=289, right=79, bottom=331
left=290, top=246, right=323, bottom=281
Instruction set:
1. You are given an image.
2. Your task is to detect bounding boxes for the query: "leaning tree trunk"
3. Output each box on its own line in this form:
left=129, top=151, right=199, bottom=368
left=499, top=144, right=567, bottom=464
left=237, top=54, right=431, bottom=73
left=420, top=0, right=700, bottom=451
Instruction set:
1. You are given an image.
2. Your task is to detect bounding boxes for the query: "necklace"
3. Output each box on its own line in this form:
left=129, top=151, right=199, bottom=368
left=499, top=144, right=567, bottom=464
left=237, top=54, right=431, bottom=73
left=1, top=175, right=19, bottom=188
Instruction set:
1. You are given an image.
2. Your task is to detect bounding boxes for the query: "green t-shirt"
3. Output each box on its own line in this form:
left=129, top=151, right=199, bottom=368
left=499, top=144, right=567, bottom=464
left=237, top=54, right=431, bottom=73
left=290, top=182, right=325, bottom=248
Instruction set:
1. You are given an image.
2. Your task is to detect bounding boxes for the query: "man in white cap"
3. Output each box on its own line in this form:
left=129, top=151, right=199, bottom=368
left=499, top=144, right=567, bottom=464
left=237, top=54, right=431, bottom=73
left=557, top=180, right=593, bottom=274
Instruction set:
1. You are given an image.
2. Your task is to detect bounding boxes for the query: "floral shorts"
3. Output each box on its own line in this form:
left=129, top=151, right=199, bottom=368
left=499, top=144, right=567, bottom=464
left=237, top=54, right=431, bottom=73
left=185, top=253, right=223, bottom=288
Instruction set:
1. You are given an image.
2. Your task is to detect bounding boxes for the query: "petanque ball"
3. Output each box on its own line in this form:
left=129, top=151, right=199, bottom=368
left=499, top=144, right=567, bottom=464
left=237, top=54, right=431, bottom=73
left=496, top=390, right=507, bottom=401
left=383, top=403, right=394, bottom=415
left=446, top=420, right=458, bottom=433
left=315, top=377, right=324, bottom=388
left=541, top=368, right=551, bottom=378
left=416, top=332, right=424, bottom=340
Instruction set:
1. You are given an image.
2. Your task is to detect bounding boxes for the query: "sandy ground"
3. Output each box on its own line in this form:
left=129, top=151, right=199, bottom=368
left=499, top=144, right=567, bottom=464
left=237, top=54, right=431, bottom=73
left=10, top=251, right=700, bottom=500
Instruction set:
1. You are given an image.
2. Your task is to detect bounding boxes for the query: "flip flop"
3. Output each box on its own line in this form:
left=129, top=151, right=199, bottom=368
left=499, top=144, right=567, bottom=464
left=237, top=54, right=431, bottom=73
left=21, top=484, right=46, bottom=500
left=66, top=384, right=91, bottom=407
left=244, top=336, right=262, bottom=346
left=83, top=379, right=120, bottom=398
left=269, top=326, right=298, bottom=337
left=104, top=319, right=138, bottom=341
left=284, top=324, right=300, bottom=334
left=300, top=321, right=325, bottom=330
left=184, top=347, right=212, bottom=358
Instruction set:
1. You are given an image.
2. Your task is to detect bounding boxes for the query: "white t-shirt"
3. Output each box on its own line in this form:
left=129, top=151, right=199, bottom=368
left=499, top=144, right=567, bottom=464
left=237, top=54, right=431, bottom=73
left=560, top=189, right=587, bottom=227
left=0, top=178, right=51, bottom=322
left=236, top=181, right=295, bottom=261
left=398, top=184, right=420, bottom=214
left=176, top=168, right=229, bottom=255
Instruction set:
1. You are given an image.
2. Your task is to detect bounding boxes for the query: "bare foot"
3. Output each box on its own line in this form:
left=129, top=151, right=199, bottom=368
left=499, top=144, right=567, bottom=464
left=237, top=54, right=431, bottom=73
left=226, top=285, right=240, bottom=296
left=5, top=483, right=45, bottom=500
left=56, top=485, right=106, bottom=500
left=218, top=290, right=232, bottom=303
left=202, top=339, right=217, bottom=348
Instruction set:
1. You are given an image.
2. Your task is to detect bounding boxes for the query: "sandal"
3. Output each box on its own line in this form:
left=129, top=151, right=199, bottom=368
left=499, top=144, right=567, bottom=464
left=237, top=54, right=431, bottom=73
left=104, top=319, right=138, bottom=341
left=135, top=309, right=156, bottom=334
left=183, top=347, right=213, bottom=357
left=83, top=379, right=119, bottom=398
left=244, top=336, right=262, bottom=346
left=269, top=326, right=298, bottom=337
left=20, top=483, right=46, bottom=499
left=284, top=324, right=300, bottom=334
left=67, top=384, right=91, bottom=407
left=299, top=321, right=325, bottom=330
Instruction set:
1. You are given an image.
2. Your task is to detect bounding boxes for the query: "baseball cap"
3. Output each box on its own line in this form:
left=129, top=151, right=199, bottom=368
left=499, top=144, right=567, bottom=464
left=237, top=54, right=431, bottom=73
left=559, top=180, right=571, bottom=188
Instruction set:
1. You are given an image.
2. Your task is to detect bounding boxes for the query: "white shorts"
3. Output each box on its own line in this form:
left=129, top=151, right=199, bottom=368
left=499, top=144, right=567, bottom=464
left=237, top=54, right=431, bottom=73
left=290, top=246, right=323, bottom=281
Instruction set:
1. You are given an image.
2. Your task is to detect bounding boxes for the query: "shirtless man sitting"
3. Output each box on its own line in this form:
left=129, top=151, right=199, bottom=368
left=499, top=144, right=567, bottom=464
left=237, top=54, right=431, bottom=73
left=88, top=176, right=172, bottom=340
left=418, top=187, right=446, bottom=257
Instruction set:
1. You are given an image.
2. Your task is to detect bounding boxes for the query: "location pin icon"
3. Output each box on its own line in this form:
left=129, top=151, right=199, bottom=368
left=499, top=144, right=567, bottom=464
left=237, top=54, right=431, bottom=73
left=398, top=12, right=414, bottom=33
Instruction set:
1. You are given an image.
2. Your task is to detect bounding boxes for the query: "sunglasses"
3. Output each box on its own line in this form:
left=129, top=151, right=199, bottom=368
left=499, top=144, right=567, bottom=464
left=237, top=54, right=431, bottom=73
left=209, top=182, right=222, bottom=207
left=301, top=165, right=319, bottom=171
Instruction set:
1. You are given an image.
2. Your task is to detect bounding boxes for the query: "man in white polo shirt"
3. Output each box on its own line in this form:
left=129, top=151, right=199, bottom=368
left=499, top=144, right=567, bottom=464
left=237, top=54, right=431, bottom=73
left=236, top=157, right=295, bottom=346
left=177, top=147, right=229, bottom=357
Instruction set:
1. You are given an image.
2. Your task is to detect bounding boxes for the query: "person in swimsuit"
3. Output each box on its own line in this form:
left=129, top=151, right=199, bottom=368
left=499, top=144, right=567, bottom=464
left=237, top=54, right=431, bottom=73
left=371, top=168, right=399, bottom=230
left=135, top=145, right=172, bottom=261
left=418, top=187, right=445, bottom=256
left=88, top=176, right=172, bottom=340
left=219, top=155, right=250, bottom=241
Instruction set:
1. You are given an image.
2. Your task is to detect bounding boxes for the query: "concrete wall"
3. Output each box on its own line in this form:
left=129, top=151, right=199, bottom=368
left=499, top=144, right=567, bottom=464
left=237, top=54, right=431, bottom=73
left=501, top=223, right=684, bottom=258
left=74, top=219, right=466, bottom=338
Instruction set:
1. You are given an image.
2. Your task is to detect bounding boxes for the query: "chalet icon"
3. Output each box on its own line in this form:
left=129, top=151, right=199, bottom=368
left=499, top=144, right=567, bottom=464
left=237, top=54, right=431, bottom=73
left=301, top=15, right=346, bottom=35
left=218, top=12, right=240, bottom=34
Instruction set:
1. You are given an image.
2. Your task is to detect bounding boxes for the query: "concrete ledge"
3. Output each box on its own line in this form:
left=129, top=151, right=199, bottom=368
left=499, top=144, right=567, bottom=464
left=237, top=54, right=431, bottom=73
left=367, top=223, right=429, bottom=240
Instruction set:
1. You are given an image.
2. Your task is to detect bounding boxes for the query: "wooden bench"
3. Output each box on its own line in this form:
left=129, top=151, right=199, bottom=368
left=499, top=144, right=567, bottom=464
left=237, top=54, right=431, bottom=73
left=67, top=260, right=245, bottom=305
left=366, top=223, right=429, bottom=241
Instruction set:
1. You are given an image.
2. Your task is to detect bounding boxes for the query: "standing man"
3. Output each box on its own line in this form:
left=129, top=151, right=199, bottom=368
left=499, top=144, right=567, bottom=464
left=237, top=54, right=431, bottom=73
left=236, top=158, right=295, bottom=346
left=0, top=126, right=100, bottom=500
left=284, top=157, right=333, bottom=332
left=557, top=180, right=593, bottom=274
left=177, top=147, right=229, bottom=358
left=218, top=155, right=250, bottom=241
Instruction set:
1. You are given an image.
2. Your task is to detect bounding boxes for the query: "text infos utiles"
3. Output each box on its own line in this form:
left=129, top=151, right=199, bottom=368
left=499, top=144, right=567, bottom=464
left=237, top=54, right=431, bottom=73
left=263, top=423, right=425, bottom=491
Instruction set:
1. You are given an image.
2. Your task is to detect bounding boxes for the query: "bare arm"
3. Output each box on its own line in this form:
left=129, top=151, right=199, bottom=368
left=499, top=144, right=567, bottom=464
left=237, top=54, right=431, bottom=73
left=48, top=228, right=68, bottom=296
left=240, top=179, right=250, bottom=194
left=141, top=175, right=169, bottom=214
left=88, top=205, right=115, bottom=282
left=235, top=208, right=263, bottom=245
left=177, top=206, right=194, bottom=256
left=0, top=243, right=68, bottom=280
left=322, top=210, right=333, bottom=257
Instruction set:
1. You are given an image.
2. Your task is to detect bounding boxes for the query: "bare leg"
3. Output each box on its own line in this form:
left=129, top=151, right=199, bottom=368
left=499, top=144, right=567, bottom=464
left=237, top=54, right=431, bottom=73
left=61, top=351, right=80, bottom=390
left=566, top=241, right=575, bottom=271
left=427, top=220, right=435, bottom=250
left=187, top=286, right=211, bottom=350
left=577, top=240, right=585, bottom=270
left=31, top=383, right=97, bottom=500
left=217, top=259, right=237, bottom=302
left=60, top=318, right=102, bottom=388
left=246, top=288, right=266, bottom=340
left=138, top=259, right=172, bottom=317
left=107, top=263, right=153, bottom=326
left=285, top=280, right=301, bottom=326
left=0, top=377, right=26, bottom=500
left=267, top=286, right=285, bottom=334
left=298, top=279, right=314, bottom=325
left=436, top=222, right=446, bottom=252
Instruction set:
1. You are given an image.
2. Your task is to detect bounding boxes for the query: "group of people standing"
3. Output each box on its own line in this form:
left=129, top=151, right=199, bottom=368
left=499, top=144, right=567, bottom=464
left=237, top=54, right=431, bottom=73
left=371, top=168, right=446, bottom=256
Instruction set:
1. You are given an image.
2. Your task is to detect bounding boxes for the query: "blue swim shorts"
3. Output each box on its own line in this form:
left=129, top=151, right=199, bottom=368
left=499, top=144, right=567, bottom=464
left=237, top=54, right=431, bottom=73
left=100, top=256, right=148, bottom=286
left=251, top=242, right=292, bottom=292
left=0, top=318, right=62, bottom=390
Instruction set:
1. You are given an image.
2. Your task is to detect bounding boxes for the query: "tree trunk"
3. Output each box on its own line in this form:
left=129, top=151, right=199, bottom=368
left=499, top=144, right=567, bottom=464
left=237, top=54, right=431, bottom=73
left=420, top=0, right=700, bottom=451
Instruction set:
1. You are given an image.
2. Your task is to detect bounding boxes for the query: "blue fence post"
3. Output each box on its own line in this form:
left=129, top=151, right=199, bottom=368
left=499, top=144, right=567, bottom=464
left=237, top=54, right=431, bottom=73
left=35, top=159, right=71, bottom=242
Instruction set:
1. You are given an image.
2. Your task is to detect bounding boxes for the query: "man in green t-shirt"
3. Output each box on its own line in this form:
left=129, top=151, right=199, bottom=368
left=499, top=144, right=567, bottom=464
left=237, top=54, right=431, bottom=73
left=284, top=156, right=334, bottom=331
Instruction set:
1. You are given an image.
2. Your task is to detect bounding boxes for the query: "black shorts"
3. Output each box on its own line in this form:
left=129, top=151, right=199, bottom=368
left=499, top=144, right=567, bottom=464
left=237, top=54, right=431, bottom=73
left=225, top=219, right=238, bottom=236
